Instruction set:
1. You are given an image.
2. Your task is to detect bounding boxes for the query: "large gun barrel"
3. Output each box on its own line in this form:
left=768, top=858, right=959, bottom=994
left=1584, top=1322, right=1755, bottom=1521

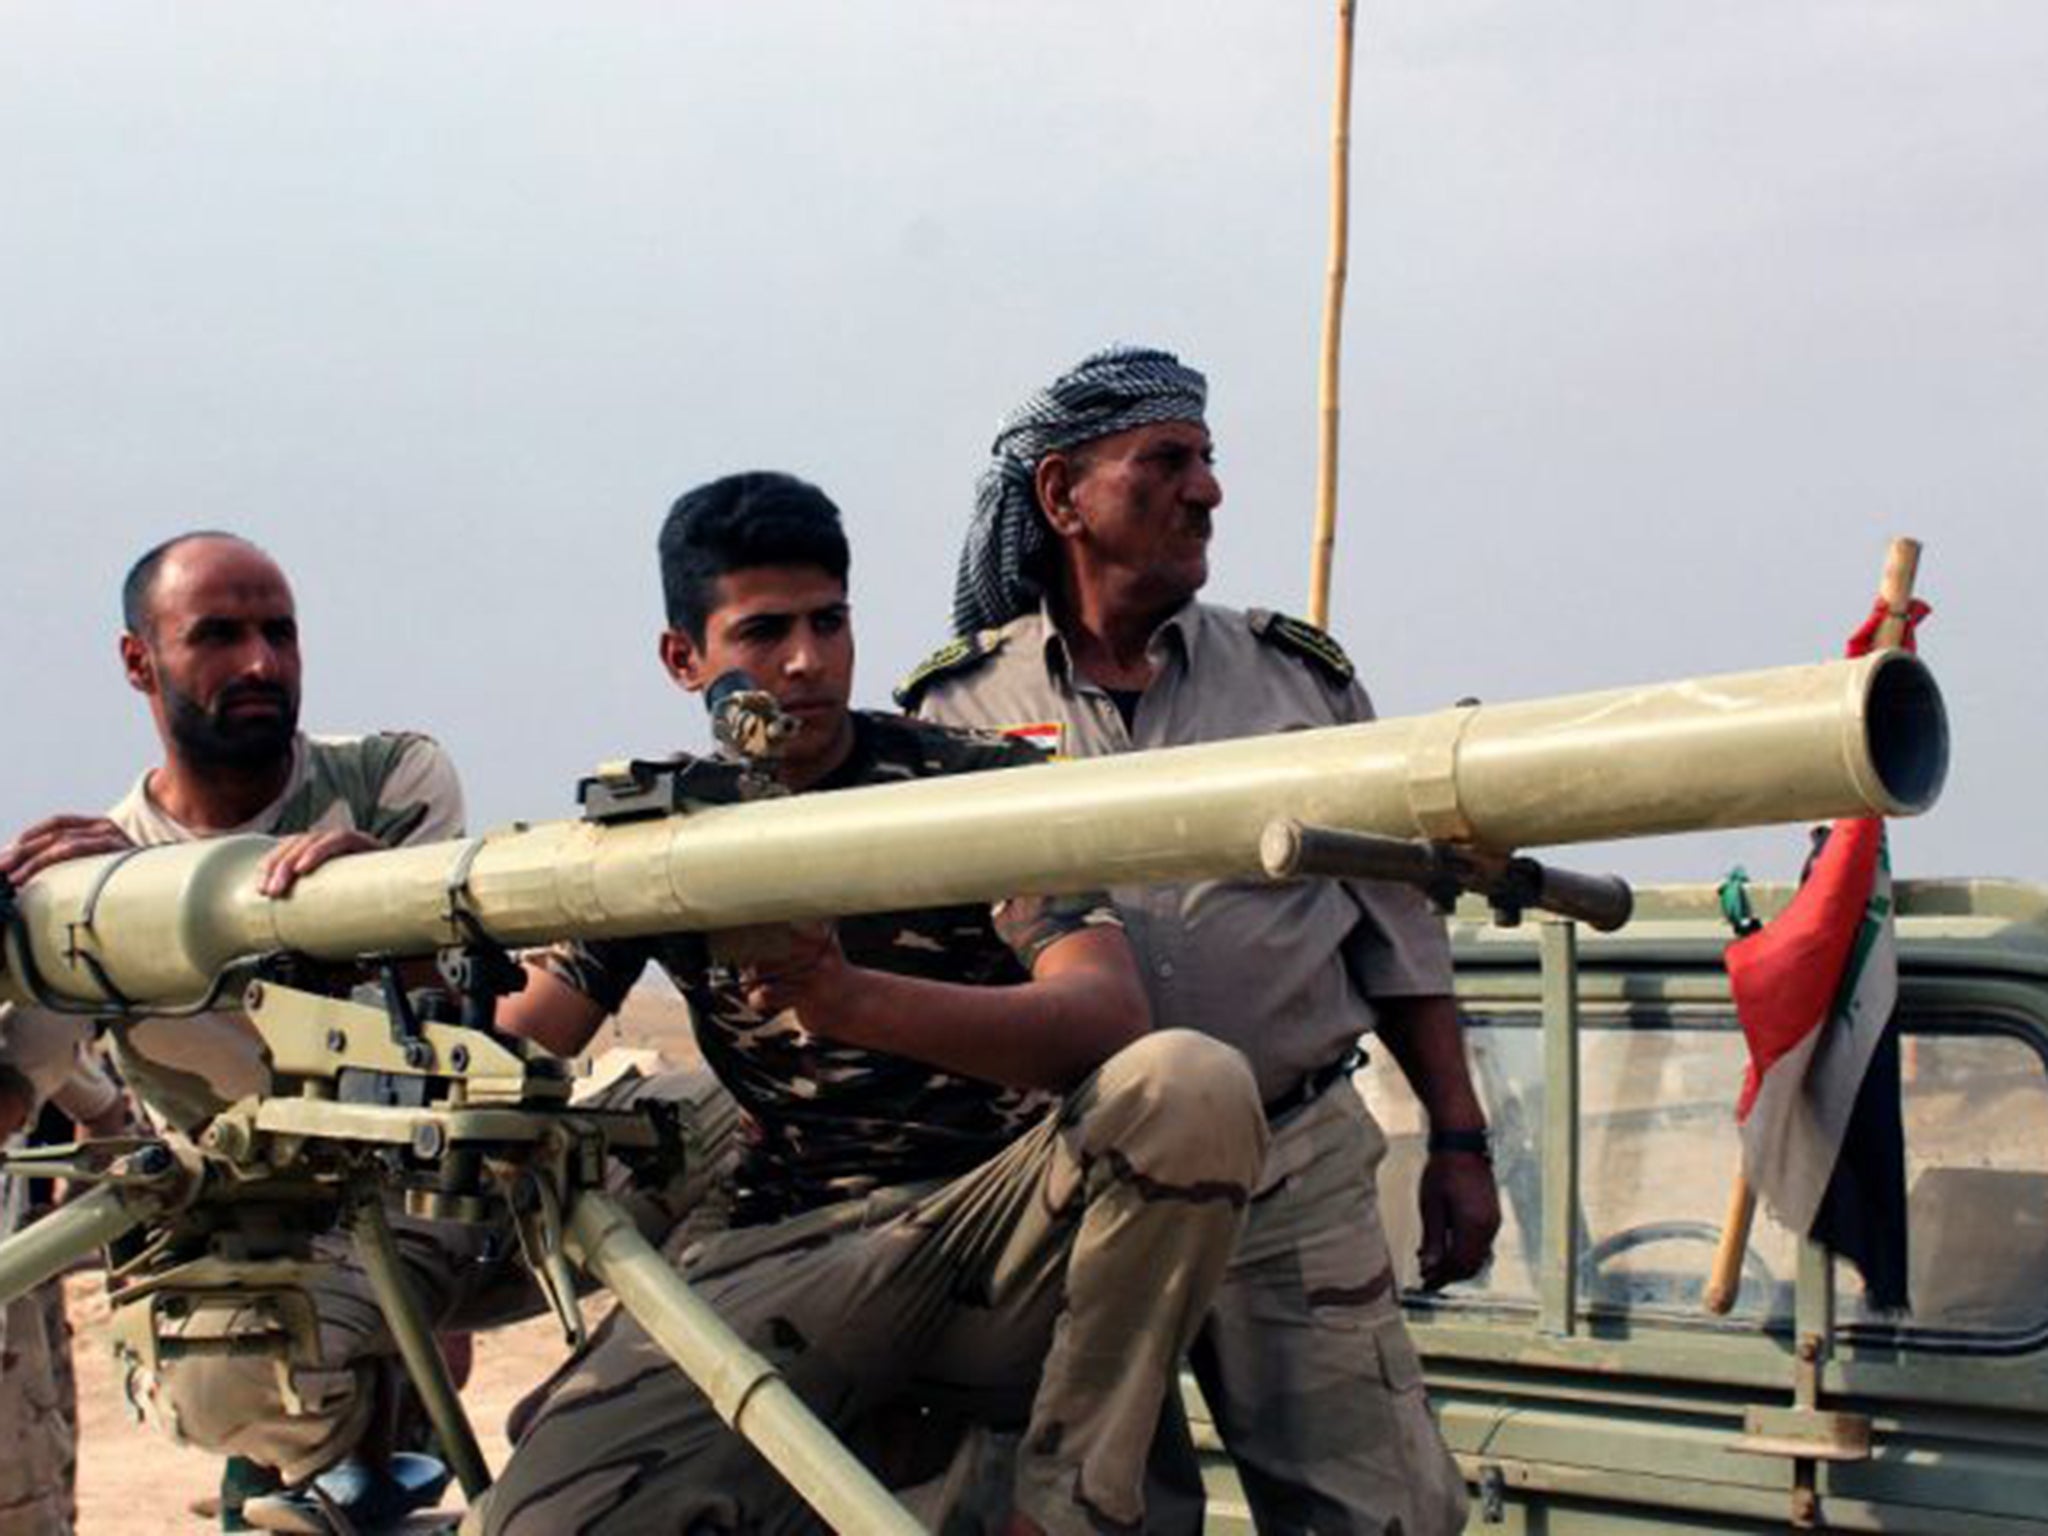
left=3, top=651, right=1945, bottom=1012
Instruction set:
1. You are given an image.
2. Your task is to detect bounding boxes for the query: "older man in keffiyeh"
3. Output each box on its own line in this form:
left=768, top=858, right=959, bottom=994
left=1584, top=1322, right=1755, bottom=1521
left=952, top=345, right=1208, bottom=637
left=912, top=344, right=1491, bottom=1536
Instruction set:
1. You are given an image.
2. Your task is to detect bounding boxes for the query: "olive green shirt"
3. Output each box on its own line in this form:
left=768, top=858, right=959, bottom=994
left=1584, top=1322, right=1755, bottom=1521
left=105, top=731, right=464, bottom=1130
left=911, top=601, right=1451, bottom=1104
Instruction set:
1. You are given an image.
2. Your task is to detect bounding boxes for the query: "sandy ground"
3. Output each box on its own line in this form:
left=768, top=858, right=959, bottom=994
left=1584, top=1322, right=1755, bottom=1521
left=67, top=988, right=698, bottom=1535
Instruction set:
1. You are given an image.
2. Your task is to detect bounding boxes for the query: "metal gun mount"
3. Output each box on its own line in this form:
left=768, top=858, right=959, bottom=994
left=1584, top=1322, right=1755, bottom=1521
left=0, top=649, right=1950, bottom=1532
left=0, top=959, right=927, bottom=1533
left=574, top=670, right=797, bottom=823
left=575, top=754, right=755, bottom=823
left=576, top=668, right=795, bottom=826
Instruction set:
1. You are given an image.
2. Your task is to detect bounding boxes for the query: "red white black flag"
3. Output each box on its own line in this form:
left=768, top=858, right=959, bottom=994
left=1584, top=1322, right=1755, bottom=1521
left=1728, top=818, right=1907, bottom=1309
left=1723, top=598, right=1927, bottom=1313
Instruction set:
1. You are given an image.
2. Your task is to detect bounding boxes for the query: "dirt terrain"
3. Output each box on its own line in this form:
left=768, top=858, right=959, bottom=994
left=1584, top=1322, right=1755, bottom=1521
left=67, top=989, right=698, bottom=1535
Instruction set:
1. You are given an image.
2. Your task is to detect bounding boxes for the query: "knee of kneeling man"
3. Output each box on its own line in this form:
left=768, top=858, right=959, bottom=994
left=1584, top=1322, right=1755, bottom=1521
left=1097, top=1030, right=1265, bottom=1160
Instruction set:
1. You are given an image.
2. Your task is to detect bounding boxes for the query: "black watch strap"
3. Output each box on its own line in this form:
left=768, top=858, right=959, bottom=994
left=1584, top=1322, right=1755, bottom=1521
left=1427, top=1127, right=1493, bottom=1160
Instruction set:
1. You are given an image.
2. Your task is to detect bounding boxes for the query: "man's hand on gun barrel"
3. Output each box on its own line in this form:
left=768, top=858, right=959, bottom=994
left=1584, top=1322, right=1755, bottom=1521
left=0, top=814, right=383, bottom=898
left=0, top=814, right=137, bottom=886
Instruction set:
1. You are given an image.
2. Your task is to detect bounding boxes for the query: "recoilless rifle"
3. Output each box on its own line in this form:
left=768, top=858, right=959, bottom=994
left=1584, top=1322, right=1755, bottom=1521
left=0, top=650, right=1948, bottom=1532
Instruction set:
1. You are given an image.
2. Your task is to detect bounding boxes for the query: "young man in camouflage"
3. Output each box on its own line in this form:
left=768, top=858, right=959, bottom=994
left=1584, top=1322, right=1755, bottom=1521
left=472, top=471, right=1267, bottom=1536
left=906, top=347, right=1502, bottom=1536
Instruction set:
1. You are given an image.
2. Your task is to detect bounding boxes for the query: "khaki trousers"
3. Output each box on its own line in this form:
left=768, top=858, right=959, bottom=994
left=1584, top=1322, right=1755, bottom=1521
left=1150, top=1083, right=1469, bottom=1536
left=470, top=1030, right=1268, bottom=1536
left=0, top=1277, right=78, bottom=1536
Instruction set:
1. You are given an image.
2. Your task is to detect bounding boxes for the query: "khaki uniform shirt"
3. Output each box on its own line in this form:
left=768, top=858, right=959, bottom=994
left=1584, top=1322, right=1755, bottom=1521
left=102, top=731, right=464, bottom=1130
left=912, top=602, right=1451, bottom=1104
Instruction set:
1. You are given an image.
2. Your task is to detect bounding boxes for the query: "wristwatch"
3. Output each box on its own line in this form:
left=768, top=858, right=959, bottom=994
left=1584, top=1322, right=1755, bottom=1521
left=1427, top=1127, right=1493, bottom=1161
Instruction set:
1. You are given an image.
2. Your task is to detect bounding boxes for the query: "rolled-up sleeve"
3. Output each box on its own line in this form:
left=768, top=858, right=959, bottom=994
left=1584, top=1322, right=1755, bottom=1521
left=992, top=891, right=1126, bottom=973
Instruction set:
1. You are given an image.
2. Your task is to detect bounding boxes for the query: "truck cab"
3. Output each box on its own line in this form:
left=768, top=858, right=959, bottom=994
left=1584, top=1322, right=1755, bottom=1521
left=1194, top=879, right=2048, bottom=1532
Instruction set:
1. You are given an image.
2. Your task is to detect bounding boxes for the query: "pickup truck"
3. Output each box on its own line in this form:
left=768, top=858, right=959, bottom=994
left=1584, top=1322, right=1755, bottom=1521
left=1193, top=879, right=2048, bottom=1533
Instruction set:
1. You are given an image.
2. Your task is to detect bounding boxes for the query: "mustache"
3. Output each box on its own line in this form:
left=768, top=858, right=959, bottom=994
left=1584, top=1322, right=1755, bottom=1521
left=214, top=681, right=294, bottom=714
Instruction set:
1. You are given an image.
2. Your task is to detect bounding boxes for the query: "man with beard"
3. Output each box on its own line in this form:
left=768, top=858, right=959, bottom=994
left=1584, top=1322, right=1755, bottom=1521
left=0, top=530, right=471, bottom=1530
left=2, top=531, right=463, bottom=1126
left=3, top=531, right=735, bottom=1533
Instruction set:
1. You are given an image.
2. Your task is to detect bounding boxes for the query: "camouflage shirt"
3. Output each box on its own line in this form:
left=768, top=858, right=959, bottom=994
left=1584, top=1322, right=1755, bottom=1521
left=536, top=711, right=1124, bottom=1226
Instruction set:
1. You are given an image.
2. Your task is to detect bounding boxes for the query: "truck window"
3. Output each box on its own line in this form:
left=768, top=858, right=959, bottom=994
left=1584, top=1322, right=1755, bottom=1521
left=1360, top=1004, right=2048, bottom=1348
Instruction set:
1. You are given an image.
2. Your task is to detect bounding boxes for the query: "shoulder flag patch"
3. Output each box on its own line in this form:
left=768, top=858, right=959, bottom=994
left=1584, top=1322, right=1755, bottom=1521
left=1248, top=609, right=1354, bottom=685
left=894, top=629, right=1006, bottom=709
left=1000, top=721, right=1065, bottom=758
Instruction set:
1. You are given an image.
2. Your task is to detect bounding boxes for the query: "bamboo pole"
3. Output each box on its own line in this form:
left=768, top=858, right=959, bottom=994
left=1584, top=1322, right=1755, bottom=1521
left=1701, top=537, right=1922, bottom=1316
left=1307, top=0, right=1357, bottom=628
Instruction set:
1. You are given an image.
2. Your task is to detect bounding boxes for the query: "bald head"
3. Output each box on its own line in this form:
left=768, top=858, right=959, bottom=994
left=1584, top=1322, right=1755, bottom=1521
left=117, top=533, right=303, bottom=773
left=122, top=531, right=279, bottom=637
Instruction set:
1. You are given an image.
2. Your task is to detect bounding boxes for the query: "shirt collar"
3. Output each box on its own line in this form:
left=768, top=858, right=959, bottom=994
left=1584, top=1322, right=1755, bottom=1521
left=130, top=733, right=310, bottom=839
left=1037, top=598, right=1202, bottom=689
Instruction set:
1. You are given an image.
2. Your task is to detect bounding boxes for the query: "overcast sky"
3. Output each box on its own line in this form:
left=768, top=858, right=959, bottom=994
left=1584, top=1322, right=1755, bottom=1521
left=2, top=2, right=2042, bottom=889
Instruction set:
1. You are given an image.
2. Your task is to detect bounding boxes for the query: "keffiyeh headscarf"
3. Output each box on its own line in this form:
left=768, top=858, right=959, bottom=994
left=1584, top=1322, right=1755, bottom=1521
left=953, top=345, right=1208, bottom=636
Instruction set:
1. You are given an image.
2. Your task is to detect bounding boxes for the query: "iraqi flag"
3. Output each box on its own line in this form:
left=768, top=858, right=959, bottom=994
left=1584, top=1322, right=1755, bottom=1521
left=1724, top=594, right=1925, bottom=1313
left=1728, top=818, right=1908, bottom=1310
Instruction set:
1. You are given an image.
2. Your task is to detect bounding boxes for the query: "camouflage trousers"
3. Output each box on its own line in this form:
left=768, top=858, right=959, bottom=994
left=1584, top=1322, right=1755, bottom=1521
left=122, top=1067, right=737, bottom=1483
left=467, top=1029, right=1269, bottom=1536
left=0, top=1277, right=78, bottom=1536
left=1150, top=1082, right=1469, bottom=1536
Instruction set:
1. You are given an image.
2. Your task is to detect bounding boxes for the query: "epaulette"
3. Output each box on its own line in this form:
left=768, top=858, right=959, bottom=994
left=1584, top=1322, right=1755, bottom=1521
left=1248, top=609, right=1354, bottom=685
left=893, top=629, right=1007, bottom=709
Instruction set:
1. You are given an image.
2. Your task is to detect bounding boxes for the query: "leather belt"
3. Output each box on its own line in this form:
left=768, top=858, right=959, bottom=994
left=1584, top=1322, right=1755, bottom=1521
left=1263, top=1046, right=1363, bottom=1124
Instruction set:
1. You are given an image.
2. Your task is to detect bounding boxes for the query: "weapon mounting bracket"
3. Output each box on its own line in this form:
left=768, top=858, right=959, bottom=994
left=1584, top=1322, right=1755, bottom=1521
left=375, top=961, right=435, bottom=1069
left=0, top=1137, right=185, bottom=1193
left=577, top=755, right=751, bottom=823
left=436, top=934, right=527, bottom=1034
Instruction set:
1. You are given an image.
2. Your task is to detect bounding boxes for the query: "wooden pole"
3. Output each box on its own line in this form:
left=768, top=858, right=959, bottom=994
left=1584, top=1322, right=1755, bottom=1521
left=1701, top=1175, right=1759, bottom=1316
left=1307, top=0, right=1357, bottom=629
left=1877, top=539, right=1923, bottom=636
left=1702, top=536, right=1922, bottom=1315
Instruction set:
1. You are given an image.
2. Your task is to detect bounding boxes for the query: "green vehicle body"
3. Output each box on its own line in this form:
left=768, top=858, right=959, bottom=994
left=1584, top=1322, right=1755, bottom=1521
left=1191, top=878, right=2048, bottom=1533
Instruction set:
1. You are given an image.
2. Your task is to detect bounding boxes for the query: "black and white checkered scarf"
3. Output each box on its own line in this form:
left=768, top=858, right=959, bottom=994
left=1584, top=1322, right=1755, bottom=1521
left=953, top=345, right=1208, bottom=636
